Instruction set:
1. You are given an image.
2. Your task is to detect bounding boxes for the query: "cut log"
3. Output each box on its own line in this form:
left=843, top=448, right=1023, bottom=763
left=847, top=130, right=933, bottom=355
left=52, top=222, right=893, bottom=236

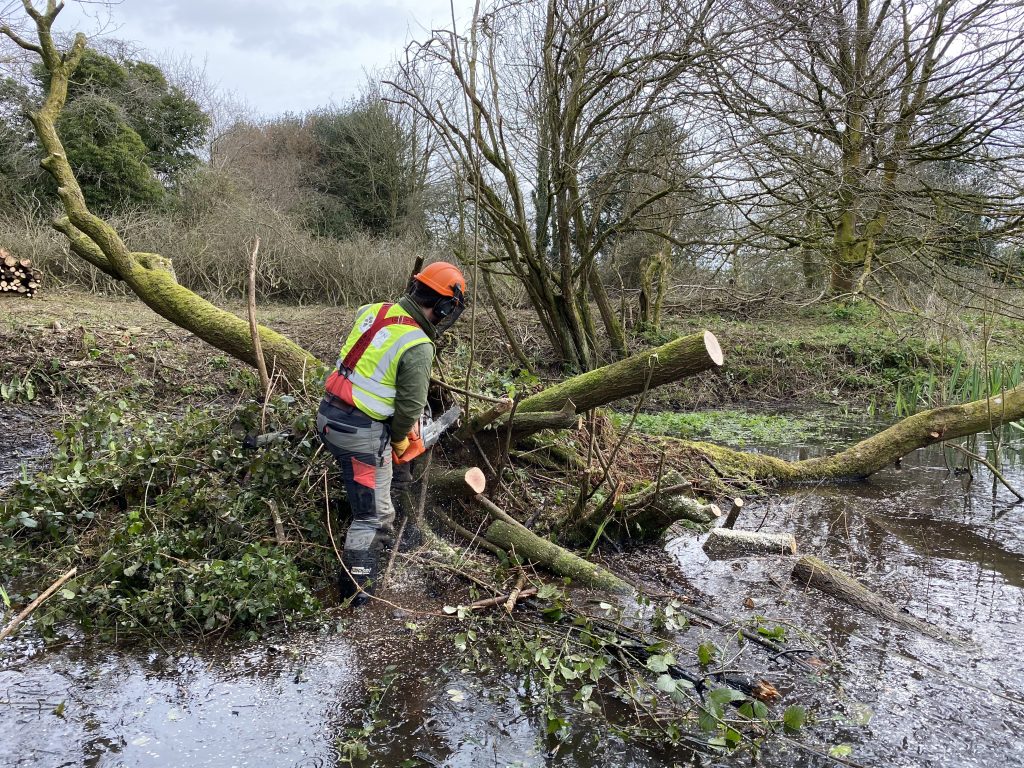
left=484, top=518, right=632, bottom=594
left=702, top=528, right=796, bottom=559
left=791, top=555, right=963, bottom=644
left=430, top=467, right=488, bottom=499
left=722, top=497, right=745, bottom=529
left=511, top=331, right=723, bottom=418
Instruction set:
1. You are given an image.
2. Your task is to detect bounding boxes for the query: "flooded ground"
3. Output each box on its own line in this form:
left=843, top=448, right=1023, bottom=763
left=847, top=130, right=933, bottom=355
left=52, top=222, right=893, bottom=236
left=662, top=423, right=1024, bottom=767
left=2, top=415, right=1024, bottom=767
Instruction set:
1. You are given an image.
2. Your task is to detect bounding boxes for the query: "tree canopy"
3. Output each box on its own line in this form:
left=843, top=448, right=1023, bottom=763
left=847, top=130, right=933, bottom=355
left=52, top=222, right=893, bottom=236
left=31, top=46, right=210, bottom=209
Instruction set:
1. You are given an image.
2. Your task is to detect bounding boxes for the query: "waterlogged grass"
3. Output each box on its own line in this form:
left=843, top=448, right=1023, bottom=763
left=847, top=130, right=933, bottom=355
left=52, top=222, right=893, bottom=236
left=887, top=360, right=1024, bottom=418
left=619, top=409, right=817, bottom=447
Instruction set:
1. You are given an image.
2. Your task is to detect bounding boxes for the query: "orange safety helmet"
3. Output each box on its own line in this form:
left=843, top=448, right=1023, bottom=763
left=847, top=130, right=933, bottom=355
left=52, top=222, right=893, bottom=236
left=412, top=261, right=468, bottom=332
left=413, top=261, right=467, bottom=298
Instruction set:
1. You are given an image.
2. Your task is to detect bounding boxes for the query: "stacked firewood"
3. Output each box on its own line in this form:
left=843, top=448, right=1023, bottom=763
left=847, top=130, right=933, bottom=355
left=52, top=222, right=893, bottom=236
left=0, top=248, right=41, bottom=298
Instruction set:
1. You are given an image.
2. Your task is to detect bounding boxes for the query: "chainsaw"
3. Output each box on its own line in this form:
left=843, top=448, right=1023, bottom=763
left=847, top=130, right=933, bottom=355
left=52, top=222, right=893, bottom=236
left=392, top=404, right=462, bottom=465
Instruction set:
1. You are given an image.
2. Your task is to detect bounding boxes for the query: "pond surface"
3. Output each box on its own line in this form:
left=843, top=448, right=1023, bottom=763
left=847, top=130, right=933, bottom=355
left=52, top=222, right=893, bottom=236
left=2, top=416, right=1024, bottom=767
left=663, top=424, right=1024, bottom=767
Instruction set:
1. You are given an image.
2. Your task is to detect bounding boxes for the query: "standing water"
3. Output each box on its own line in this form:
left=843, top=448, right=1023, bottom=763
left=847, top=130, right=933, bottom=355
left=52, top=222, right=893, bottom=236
left=2, top=418, right=1023, bottom=766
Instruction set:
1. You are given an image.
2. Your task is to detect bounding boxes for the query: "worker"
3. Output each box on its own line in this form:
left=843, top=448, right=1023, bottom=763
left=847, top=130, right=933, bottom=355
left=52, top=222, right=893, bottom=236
left=316, top=262, right=467, bottom=605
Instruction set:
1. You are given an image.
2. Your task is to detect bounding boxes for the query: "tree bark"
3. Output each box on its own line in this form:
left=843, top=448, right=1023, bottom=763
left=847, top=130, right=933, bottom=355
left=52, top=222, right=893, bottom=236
left=792, top=556, right=962, bottom=644
left=685, top=381, right=1024, bottom=483
left=484, top=518, right=632, bottom=594
left=513, top=330, right=723, bottom=417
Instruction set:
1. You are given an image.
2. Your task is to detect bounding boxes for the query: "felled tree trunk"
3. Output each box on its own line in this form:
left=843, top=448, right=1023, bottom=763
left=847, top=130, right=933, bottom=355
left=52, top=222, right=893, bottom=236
left=686, top=381, right=1024, bottom=484
left=484, top=518, right=632, bottom=594
left=512, top=331, right=723, bottom=418
left=792, top=556, right=961, bottom=643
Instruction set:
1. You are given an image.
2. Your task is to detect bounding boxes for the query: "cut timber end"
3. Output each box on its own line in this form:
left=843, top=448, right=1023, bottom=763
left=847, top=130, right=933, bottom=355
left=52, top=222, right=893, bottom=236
left=703, top=528, right=796, bottom=559
left=704, top=330, right=724, bottom=367
left=464, top=467, right=486, bottom=495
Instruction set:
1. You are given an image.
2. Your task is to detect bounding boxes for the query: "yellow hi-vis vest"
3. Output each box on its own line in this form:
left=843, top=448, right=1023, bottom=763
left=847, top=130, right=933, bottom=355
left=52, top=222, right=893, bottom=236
left=334, top=302, right=432, bottom=420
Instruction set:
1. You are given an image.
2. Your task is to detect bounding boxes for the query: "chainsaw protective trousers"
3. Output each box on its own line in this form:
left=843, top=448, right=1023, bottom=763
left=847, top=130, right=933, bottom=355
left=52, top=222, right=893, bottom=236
left=316, top=398, right=396, bottom=598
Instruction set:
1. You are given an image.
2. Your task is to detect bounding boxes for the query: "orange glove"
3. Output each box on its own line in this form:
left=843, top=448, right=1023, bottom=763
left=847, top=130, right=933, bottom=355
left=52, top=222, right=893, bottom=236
left=391, top=436, right=411, bottom=457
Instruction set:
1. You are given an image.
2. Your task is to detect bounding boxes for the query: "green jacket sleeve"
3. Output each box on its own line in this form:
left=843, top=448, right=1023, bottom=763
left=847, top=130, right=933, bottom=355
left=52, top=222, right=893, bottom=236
left=391, top=342, right=434, bottom=438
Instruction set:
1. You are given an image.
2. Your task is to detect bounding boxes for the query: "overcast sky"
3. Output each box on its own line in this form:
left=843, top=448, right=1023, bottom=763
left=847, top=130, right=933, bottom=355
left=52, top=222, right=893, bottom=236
left=54, top=0, right=475, bottom=116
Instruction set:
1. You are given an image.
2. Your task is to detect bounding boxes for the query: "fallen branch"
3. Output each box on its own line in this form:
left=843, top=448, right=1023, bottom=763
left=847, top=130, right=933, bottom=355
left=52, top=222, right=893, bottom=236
left=468, top=586, right=538, bottom=612
left=466, top=473, right=633, bottom=594
left=0, top=567, right=78, bottom=642
left=792, top=555, right=964, bottom=644
left=504, top=572, right=528, bottom=613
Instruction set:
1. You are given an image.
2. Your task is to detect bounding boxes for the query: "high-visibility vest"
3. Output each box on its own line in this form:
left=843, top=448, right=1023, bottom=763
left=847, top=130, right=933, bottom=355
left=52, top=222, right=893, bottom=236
left=324, top=302, right=432, bottom=420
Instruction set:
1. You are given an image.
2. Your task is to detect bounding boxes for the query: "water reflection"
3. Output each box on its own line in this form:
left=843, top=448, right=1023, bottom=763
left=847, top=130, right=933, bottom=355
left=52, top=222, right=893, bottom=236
left=666, top=427, right=1024, bottom=767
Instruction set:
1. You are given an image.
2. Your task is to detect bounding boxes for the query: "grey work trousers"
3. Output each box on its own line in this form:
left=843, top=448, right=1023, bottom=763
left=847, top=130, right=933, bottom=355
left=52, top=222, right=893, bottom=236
left=316, top=398, right=395, bottom=554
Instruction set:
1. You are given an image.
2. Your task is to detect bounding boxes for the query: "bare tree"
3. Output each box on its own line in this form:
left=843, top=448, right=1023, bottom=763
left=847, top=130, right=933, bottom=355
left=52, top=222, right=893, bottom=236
left=708, top=0, right=1024, bottom=298
left=389, top=0, right=725, bottom=369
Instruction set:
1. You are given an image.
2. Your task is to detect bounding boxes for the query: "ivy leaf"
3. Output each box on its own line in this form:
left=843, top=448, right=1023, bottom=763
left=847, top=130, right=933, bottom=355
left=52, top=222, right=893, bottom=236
left=656, top=674, right=678, bottom=693
left=783, top=704, right=807, bottom=732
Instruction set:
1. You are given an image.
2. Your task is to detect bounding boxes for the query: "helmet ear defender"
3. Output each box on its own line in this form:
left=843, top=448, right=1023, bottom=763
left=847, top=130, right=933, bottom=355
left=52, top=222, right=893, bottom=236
left=433, top=283, right=464, bottom=320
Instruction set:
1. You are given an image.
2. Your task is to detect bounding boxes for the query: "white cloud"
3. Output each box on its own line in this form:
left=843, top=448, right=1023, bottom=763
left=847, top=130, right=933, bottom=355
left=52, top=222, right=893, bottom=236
left=51, top=0, right=474, bottom=115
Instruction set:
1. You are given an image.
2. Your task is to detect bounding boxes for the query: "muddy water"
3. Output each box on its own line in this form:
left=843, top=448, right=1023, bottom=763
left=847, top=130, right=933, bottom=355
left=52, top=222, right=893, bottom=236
left=2, top=418, right=1024, bottom=767
left=0, top=404, right=52, bottom=486
left=663, top=425, right=1024, bottom=767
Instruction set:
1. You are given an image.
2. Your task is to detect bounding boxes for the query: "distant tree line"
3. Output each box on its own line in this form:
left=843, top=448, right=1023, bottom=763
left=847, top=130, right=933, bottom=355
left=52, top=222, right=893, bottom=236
left=2, top=0, right=1023, bottom=369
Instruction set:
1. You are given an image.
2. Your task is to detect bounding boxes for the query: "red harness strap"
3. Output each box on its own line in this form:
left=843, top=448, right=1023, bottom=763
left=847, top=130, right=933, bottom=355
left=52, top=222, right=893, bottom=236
left=325, top=303, right=419, bottom=406
left=341, top=303, right=418, bottom=371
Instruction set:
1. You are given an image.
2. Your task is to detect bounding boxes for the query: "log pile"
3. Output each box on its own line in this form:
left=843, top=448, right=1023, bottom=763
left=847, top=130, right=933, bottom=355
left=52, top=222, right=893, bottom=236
left=0, top=249, right=41, bottom=298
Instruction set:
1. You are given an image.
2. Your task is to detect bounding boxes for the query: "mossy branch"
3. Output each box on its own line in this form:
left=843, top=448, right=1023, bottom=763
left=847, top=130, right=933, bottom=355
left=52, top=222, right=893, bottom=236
left=4, top=2, right=323, bottom=384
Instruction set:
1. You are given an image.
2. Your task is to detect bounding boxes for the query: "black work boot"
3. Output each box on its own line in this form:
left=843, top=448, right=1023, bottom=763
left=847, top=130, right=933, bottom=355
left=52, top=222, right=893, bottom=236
left=338, top=549, right=379, bottom=607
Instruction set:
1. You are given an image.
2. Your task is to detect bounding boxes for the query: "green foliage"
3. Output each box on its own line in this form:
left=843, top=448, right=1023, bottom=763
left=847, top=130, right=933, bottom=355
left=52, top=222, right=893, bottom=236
left=1, top=369, right=38, bottom=403
left=307, top=97, right=421, bottom=238
left=0, top=395, right=332, bottom=638
left=622, top=409, right=815, bottom=446
left=890, top=360, right=1024, bottom=418
left=0, top=77, right=40, bottom=205
left=57, top=95, right=166, bottom=209
left=28, top=47, right=210, bottom=210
